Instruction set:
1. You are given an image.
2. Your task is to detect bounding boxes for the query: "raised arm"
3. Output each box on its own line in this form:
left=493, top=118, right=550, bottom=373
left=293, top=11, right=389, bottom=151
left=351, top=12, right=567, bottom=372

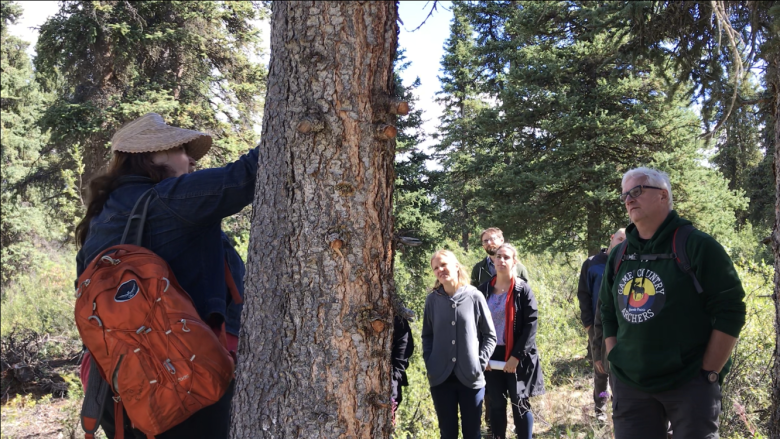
left=153, top=147, right=259, bottom=226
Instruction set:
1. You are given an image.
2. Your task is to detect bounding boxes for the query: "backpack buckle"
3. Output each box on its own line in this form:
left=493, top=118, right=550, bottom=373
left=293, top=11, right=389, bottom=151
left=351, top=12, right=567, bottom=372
left=112, top=395, right=121, bottom=403
left=100, top=255, right=121, bottom=266
left=625, top=253, right=638, bottom=261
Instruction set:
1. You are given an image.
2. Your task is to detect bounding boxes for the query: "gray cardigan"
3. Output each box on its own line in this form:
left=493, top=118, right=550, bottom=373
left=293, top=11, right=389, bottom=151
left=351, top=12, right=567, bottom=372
left=422, top=285, right=497, bottom=388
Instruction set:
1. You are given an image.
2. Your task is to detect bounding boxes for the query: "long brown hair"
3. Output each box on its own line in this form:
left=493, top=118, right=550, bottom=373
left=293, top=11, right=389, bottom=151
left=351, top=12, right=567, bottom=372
left=75, top=152, right=171, bottom=246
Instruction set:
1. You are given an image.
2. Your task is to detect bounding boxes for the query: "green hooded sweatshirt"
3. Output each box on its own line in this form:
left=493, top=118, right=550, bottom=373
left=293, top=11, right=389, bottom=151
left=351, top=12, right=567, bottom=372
left=599, top=211, right=746, bottom=393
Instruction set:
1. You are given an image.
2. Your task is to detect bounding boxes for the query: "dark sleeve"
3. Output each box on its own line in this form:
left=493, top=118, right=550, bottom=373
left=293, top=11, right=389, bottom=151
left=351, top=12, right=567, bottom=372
left=577, top=259, right=594, bottom=328
left=592, top=297, right=603, bottom=361
left=470, top=263, right=480, bottom=287
left=391, top=317, right=412, bottom=381
left=153, top=147, right=259, bottom=226
left=517, top=262, right=530, bottom=283
left=600, top=248, right=619, bottom=339
left=510, top=283, right=539, bottom=360
left=691, top=233, right=746, bottom=338
left=223, top=232, right=246, bottom=337
left=476, top=293, right=497, bottom=370
left=421, top=295, right=433, bottom=363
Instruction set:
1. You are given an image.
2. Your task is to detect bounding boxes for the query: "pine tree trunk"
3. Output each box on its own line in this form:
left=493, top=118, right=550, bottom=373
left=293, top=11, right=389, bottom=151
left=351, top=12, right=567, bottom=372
left=461, top=198, right=470, bottom=251
left=770, top=47, right=780, bottom=439
left=586, top=203, right=600, bottom=256
left=230, top=2, right=398, bottom=438
left=81, top=135, right=110, bottom=197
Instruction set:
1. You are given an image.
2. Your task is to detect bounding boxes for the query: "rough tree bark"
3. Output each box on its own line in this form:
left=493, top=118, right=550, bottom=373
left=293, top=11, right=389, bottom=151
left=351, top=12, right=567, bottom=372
left=770, top=47, right=780, bottom=439
left=231, top=2, right=398, bottom=438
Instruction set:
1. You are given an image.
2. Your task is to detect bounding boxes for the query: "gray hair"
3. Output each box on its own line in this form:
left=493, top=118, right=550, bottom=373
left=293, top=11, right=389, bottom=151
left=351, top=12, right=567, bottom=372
left=622, top=167, right=673, bottom=210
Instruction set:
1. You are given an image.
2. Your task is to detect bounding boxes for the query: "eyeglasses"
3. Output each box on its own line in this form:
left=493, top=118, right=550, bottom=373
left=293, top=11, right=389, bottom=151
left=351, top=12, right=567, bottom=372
left=619, top=185, right=663, bottom=203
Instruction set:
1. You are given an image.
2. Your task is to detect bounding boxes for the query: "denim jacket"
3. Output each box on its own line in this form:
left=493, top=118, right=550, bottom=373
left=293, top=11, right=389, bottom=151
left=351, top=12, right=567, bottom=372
left=76, top=147, right=259, bottom=324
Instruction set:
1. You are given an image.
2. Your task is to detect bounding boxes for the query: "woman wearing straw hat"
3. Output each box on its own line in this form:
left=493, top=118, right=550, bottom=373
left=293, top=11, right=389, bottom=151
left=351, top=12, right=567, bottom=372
left=75, top=113, right=257, bottom=438
left=424, top=249, right=496, bottom=439
left=478, top=243, right=544, bottom=439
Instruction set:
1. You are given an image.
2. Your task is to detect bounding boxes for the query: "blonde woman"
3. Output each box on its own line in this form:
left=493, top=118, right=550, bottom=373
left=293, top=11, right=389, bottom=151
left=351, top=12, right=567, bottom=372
left=479, top=243, right=544, bottom=439
left=423, top=250, right=497, bottom=439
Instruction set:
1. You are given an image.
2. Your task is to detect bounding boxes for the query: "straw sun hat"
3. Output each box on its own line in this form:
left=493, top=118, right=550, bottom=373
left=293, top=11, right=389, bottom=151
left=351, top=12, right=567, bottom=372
left=111, top=113, right=212, bottom=161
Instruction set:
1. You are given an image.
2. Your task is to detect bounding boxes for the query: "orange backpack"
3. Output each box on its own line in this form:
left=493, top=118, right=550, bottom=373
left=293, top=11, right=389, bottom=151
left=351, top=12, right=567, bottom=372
left=76, top=189, right=234, bottom=437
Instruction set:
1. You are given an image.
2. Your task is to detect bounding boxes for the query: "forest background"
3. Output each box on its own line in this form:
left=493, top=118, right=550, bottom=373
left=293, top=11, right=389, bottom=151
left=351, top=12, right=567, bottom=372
left=0, top=1, right=775, bottom=438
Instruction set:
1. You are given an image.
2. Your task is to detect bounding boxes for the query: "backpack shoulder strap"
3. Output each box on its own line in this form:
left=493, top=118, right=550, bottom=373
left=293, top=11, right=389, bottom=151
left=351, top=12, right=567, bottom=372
left=673, top=224, right=704, bottom=294
left=81, top=356, right=110, bottom=438
left=612, top=240, right=628, bottom=275
left=120, top=188, right=155, bottom=246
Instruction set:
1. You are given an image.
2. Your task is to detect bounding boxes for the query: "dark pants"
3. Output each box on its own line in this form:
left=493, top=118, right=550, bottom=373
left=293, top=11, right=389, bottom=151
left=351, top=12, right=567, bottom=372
left=612, top=374, right=721, bottom=439
left=485, top=346, right=533, bottom=439
left=430, top=373, right=485, bottom=439
left=587, top=326, right=609, bottom=413
left=101, top=380, right=235, bottom=439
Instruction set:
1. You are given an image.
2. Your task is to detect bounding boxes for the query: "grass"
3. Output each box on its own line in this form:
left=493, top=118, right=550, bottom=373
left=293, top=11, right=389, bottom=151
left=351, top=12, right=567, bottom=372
left=0, top=246, right=773, bottom=438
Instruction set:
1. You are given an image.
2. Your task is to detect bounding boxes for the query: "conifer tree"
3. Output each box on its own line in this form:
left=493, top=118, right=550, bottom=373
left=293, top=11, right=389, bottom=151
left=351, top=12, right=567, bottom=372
left=232, top=3, right=398, bottom=436
left=587, top=2, right=779, bottom=431
left=455, top=1, right=744, bottom=255
left=33, top=1, right=267, bottom=200
left=434, top=2, right=487, bottom=251
left=393, top=50, right=442, bottom=313
left=0, top=1, right=61, bottom=285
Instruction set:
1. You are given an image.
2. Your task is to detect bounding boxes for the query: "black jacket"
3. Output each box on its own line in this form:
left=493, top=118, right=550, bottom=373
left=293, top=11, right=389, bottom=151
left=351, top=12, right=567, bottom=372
left=391, top=316, right=414, bottom=387
left=478, top=277, right=545, bottom=398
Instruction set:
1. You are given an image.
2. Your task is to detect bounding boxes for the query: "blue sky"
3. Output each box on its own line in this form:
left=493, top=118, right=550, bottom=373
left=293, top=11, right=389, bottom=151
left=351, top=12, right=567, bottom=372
left=7, top=1, right=453, bottom=149
left=398, top=1, right=454, bottom=149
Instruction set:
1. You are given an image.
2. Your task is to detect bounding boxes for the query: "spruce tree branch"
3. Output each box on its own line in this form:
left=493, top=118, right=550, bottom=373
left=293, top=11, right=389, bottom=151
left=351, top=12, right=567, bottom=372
left=406, top=1, right=439, bottom=32
left=702, top=1, right=748, bottom=140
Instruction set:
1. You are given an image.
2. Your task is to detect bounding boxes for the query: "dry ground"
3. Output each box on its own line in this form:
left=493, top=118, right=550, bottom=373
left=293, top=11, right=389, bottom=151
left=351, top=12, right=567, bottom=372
left=2, top=356, right=610, bottom=439
left=1, top=395, right=85, bottom=439
left=480, top=355, right=614, bottom=439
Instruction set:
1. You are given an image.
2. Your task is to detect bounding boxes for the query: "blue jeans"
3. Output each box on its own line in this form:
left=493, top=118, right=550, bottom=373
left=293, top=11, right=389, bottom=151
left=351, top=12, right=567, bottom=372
left=430, top=374, right=485, bottom=439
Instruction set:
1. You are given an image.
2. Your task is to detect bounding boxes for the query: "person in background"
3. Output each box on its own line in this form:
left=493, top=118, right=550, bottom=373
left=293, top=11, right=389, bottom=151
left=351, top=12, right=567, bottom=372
left=472, top=227, right=530, bottom=287
left=601, top=167, right=747, bottom=439
left=577, top=228, right=625, bottom=421
left=424, top=250, right=496, bottom=439
left=391, top=308, right=415, bottom=425
left=471, top=227, right=529, bottom=434
left=479, top=243, right=544, bottom=439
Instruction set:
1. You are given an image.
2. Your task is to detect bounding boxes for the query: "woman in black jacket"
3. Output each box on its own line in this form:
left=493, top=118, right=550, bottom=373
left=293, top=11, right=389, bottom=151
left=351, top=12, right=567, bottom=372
left=479, top=243, right=544, bottom=439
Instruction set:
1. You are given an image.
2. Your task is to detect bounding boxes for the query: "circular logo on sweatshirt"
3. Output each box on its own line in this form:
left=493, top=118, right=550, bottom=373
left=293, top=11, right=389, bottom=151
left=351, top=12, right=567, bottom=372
left=617, top=268, right=666, bottom=324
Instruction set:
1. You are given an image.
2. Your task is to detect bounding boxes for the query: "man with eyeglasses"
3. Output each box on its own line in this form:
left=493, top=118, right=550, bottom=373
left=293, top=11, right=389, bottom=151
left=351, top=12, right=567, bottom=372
left=471, top=227, right=529, bottom=288
left=577, top=228, right=625, bottom=423
left=599, top=167, right=746, bottom=439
